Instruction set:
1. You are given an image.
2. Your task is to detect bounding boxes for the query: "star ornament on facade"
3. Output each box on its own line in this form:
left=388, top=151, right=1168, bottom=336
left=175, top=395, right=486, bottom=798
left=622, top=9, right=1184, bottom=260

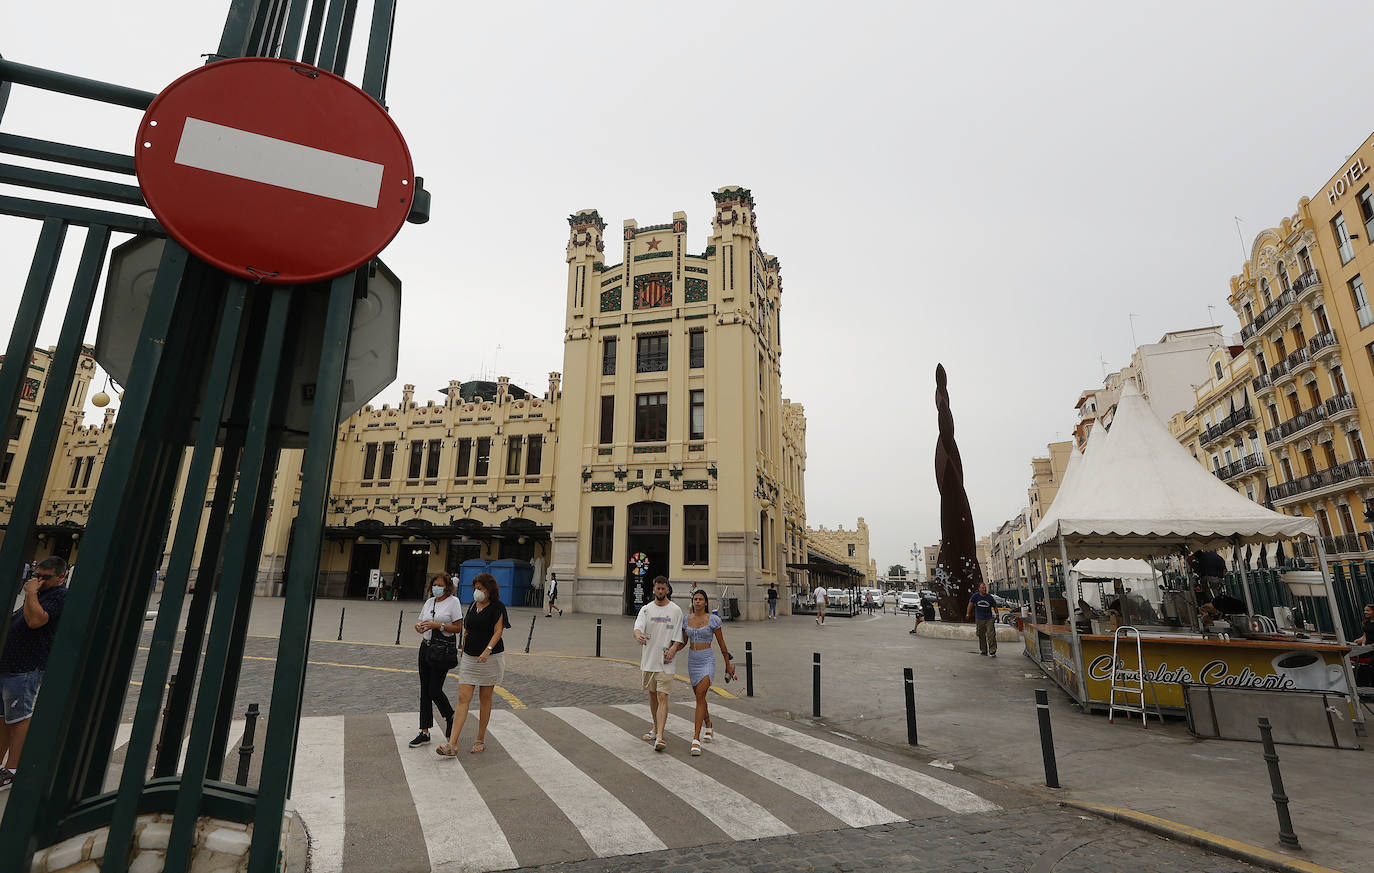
left=646, top=237, right=662, bottom=251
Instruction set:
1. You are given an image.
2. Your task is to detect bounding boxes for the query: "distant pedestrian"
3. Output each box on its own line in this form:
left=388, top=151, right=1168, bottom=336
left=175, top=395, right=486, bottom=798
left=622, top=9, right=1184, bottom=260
left=864, top=589, right=876, bottom=615
left=813, top=585, right=827, bottom=625
left=546, top=571, right=562, bottom=617
left=966, top=582, right=998, bottom=657
left=684, top=590, right=736, bottom=756
left=633, top=576, right=684, bottom=752
left=0, top=557, right=69, bottom=790
left=767, top=583, right=778, bottom=620
left=439, top=572, right=509, bottom=755
left=408, top=573, right=462, bottom=749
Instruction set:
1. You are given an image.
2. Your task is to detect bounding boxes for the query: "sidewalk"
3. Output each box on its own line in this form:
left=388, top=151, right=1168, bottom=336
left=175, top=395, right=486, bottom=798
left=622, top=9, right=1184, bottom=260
left=254, top=597, right=1365, bottom=872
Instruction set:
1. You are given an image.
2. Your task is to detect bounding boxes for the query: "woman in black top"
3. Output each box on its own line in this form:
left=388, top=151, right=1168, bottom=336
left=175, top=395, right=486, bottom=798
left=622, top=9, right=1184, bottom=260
left=438, top=572, right=509, bottom=755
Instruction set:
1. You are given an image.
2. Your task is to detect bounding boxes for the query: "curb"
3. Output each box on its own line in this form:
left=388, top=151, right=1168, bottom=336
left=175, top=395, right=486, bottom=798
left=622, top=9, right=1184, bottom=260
left=1059, top=799, right=1348, bottom=873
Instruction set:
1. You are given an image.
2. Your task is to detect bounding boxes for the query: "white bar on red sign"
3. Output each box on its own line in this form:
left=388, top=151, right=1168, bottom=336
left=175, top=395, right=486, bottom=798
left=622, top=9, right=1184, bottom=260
left=173, top=117, right=384, bottom=208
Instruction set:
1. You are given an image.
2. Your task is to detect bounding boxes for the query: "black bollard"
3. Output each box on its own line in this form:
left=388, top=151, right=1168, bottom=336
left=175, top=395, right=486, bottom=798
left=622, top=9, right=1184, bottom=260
left=235, top=703, right=260, bottom=786
left=524, top=614, right=536, bottom=654
left=904, top=667, right=918, bottom=745
left=337, top=607, right=346, bottom=641
left=1035, top=689, right=1060, bottom=788
left=1258, top=717, right=1301, bottom=849
left=745, top=641, right=754, bottom=697
left=812, top=652, right=821, bottom=717
left=595, top=618, right=603, bottom=658
left=395, top=609, right=403, bottom=645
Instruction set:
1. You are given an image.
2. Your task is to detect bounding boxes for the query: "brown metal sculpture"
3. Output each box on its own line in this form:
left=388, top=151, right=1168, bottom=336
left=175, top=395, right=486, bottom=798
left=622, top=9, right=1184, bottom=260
left=933, top=364, right=983, bottom=620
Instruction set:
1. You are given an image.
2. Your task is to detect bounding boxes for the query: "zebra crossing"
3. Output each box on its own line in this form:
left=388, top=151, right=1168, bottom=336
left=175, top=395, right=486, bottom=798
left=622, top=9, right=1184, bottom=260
left=283, top=702, right=999, bottom=873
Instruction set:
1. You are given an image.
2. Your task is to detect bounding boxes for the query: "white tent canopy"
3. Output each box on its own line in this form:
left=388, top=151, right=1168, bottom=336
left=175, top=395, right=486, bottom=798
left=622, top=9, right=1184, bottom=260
left=1016, top=381, right=1317, bottom=559
left=1070, top=557, right=1161, bottom=608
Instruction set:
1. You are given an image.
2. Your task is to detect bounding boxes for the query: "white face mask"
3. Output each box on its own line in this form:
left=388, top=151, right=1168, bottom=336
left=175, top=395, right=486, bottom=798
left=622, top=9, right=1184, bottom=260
left=432, top=585, right=445, bottom=599
left=472, top=588, right=487, bottom=603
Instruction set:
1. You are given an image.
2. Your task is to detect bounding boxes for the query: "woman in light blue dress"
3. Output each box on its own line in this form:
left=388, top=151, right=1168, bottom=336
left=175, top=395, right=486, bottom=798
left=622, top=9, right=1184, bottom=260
left=683, top=590, right=737, bottom=756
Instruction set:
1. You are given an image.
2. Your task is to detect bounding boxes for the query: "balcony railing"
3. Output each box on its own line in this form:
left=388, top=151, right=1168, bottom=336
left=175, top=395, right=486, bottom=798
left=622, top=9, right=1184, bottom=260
left=602, top=357, right=617, bottom=376
left=635, top=352, right=668, bottom=373
left=1264, top=403, right=1327, bottom=444
left=1292, top=269, right=1323, bottom=296
left=1267, top=458, right=1374, bottom=503
left=1252, top=373, right=1273, bottom=393
left=1201, top=405, right=1255, bottom=445
left=1325, top=391, right=1357, bottom=417
left=1322, top=532, right=1370, bottom=555
left=1213, top=452, right=1266, bottom=481
left=1240, top=289, right=1297, bottom=342
left=1268, top=346, right=1310, bottom=384
left=1307, top=330, right=1338, bottom=356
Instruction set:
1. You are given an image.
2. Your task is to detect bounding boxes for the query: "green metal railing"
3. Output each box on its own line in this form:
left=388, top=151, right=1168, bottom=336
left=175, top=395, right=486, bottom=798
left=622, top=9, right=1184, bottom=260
left=0, top=2, right=407, bottom=872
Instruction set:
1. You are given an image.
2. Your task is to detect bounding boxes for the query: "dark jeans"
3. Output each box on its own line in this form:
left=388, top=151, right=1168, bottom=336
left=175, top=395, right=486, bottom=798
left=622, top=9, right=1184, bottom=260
left=418, top=641, right=455, bottom=731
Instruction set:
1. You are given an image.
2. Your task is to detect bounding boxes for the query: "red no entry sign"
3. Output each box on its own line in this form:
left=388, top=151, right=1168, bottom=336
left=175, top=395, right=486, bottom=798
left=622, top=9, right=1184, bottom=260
left=135, top=58, right=414, bottom=284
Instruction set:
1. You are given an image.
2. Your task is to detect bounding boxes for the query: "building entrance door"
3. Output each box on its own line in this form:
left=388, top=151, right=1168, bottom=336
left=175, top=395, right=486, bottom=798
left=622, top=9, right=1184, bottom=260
left=625, top=501, right=670, bottom=615
left=347, top=543, right=382, bottom=598
left=397, top=542, right=432, bottom=599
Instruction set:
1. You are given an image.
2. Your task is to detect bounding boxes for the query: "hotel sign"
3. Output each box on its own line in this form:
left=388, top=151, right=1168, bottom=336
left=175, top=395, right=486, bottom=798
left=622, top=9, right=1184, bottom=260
left=1327, top=154, right=1370, bottom=204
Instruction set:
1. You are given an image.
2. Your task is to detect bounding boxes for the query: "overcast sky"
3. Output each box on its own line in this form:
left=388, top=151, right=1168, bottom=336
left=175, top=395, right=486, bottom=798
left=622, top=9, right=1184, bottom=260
left=4, top=2, right=1373, bottom=574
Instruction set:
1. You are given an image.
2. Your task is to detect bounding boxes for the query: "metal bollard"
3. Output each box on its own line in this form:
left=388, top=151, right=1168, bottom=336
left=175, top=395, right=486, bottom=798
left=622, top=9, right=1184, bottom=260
left=745, top=641, right=754, bottom=697
left=812, top=652, right=821, bottom=717
left=395, top=609, right=403, bottom=645
left=337, top=607, right=346, bottom=641
left=524, top=615, right=536, bottom=654
left=904, top=667, right=918, bottom=745
left=1257, top=717, right=1301, bottom=849
left=1035, top=689, right=1060, bottom=788
left=595, top=618, right=603, bottom=658
left=235, top=703, right=260, bottom=786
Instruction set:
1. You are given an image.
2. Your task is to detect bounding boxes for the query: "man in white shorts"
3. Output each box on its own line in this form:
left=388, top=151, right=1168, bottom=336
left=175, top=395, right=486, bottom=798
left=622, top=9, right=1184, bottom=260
left=813, top=584, right=828, bottom=625
left=633, top=576, right=684, bottom=751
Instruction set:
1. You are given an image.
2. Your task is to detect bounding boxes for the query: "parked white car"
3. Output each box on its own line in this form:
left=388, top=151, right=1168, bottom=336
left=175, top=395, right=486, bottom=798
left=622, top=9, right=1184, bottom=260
left=897, top=590, right=923, bottom=611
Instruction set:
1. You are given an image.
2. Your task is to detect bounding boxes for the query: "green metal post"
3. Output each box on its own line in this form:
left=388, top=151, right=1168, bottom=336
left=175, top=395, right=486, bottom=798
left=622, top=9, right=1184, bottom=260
left=360, top=0, right=397, bottom=101
left=102, top=281, right=248, bottom=873
left=163, top=285, right=294, bottom=873
left=248, top=272, right=357, bottom=872
left=279, top=0, right=313, bottom=61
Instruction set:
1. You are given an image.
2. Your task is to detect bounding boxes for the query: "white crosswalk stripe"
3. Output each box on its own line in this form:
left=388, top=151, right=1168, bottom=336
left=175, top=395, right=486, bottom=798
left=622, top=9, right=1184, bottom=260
left=107, top=704, right=998, bottom=873
left=697, top=704, right=1000, bottom=814
left=485, top=710, right=666, bottom=857
left=622, top=704, right=903, bottom=828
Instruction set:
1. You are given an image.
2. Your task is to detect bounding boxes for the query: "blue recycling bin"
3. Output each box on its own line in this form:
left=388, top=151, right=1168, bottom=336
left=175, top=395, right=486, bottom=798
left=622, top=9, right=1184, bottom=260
left=459, top=558, right=534, bottom=606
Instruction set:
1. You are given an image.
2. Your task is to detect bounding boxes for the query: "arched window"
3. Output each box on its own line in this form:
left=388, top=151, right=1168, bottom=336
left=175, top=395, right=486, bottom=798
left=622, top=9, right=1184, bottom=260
left=1260, top=278, right=1271, bottom=305
left=1214, top=361, right=1224, bottom=381
left=1277, top=262, right=1290, bottom=292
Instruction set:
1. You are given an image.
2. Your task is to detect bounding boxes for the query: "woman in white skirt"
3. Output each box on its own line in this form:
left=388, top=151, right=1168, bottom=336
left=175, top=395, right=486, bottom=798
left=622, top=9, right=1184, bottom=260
left=438, top=572, right=509, bottom=755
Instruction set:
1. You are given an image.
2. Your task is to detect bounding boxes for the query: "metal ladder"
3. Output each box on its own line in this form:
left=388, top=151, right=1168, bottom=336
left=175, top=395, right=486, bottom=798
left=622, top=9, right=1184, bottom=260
left=1108, top=626, right=1160, bottom=727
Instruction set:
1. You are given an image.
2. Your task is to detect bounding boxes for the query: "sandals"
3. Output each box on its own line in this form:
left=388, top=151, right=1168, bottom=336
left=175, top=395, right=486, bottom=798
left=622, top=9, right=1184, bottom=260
left=435, top=743, right=458, bottom=757
left=653, top=737, right=666, bottom=752
left=642, top=732, right=656, bottom=742
left=690, top=739, right=702, bottom=756
left=470, top=740, right=485, bottom=754
left=702, top=726, right=713, bottom=744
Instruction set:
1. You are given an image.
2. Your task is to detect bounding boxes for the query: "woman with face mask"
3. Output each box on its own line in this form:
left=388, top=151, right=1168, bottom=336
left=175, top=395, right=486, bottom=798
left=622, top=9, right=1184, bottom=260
left=438, top=572, right=509, bottom=755
left=407, top=572, right=463, bottom=749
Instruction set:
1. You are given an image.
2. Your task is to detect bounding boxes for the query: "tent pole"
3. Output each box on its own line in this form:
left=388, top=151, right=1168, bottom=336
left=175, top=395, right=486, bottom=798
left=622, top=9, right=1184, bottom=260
left=1312, top=536, right=1365, bottom=732
left=1233, top=534, right=1256, bottom=620
left=1058, top=534, right=1087, bottom=702
left=1038, top=546, right=1052, bottom=625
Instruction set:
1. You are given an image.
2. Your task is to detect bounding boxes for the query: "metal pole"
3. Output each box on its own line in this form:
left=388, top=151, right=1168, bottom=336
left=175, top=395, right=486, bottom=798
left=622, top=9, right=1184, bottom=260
left=1059, top=534, right=1088, bottom=703
left=595, top=618, right=602, bottom=658
left=395, top=609, right=403, bottom=645
left=1313, top=536, right=1365, bottom=733
left=1035, top=688, right=1060, bottom=788
left=1234, top=534, right=1256, bottom=620
left=903, top=667, right=917, bottom=745
left=523, top=615, right=536, bottom=654
left=1257, top=717, right=1301, bottom=849
left=235, top=704, right=260, bottom=787
left=745, top=641, right=754, bottom=697
left=337, top=607, right=345, bottom=642
left=812, top=652, right=821, bottom=717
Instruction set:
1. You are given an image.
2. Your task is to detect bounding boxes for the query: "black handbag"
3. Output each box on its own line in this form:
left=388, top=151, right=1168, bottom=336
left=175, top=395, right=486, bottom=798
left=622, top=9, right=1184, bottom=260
left=425, top=631, right=458, bottom=670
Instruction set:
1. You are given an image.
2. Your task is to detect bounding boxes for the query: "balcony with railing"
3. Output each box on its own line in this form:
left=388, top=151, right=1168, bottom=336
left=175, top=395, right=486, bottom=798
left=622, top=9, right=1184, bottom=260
left=1201, top=405, right=1255, bottom=446
left=1307, top=330, right=1339, bottom=361
left=1272, top=346, right=1310, bottom=386
left=1325, top=391, right=1357, bottom=422
left=1240, top=289, right=1297, bottom=343
left=1292, top=269, right=1323, bottom=300
left=1252, top=372, right=1274, bottom=395
left=1267, top=458, right=1374, bottom=505
left=1264, top=404, right=1327, bottom=445
left=1213, top=452, right=1267, bottom=482
left=635, top=352, right=668, bottom=373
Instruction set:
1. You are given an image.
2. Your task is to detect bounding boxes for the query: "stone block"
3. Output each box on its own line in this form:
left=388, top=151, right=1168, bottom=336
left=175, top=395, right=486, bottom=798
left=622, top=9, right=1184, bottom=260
left=128, top=853, right=165, bottom=873
left=90, top=829, right=108, bottom=861
left=51, top=863, right=100, bottom=873
left=44, top=834, right=92, bottom=870
left=202, top=828, right=252, bottom=856
left=138, top=822, right=172, bottom=850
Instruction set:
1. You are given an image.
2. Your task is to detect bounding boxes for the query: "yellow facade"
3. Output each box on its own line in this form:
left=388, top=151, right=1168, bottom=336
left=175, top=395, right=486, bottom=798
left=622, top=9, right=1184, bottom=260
left=805, top=517, right=874, bottom=585
left=1026, top=440, right=1073, bottom=530
left=1167, top=344, right=1270, bottom=505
